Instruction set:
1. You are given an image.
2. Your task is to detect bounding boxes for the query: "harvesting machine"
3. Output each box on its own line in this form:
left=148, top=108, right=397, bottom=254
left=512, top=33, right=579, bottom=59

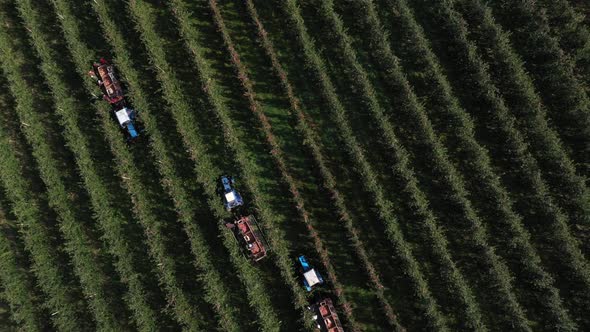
left=298, top=255, right=324, bottom=291
left=219, top=175, right=243, bottom=211
left=308, top=298, right=344, bottom=332
left=226, top=215, right=269, bottom=261
left=89, top=58, right=138, bottom=140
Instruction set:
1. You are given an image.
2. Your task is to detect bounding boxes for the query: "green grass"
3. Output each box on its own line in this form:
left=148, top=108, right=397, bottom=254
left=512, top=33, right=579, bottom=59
left=0, top=0, right=589, bottom=330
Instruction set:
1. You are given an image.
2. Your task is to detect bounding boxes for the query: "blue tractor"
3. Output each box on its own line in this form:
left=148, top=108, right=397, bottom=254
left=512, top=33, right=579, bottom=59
left=90, top=59, right=139, bottom=141
left=220, top=175, right=244, bottom=211
left=298, top=255, right=324, bottom=292
left=114, top=106, right=139, bottom=140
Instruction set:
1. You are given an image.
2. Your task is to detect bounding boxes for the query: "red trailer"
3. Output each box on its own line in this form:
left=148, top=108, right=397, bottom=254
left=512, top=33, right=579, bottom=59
left=89, top=58, right=125, bottom=104
left=228, top=215, right=269, bottom=261
left=310, top=298, right=344, bottom=332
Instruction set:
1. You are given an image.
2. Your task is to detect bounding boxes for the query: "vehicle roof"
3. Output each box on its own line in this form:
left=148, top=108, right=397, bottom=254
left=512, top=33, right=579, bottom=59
left=115, top=109, right=130, bottom=126
left=225, top=191, right=236, bottom=202
left=304, top=269, right=322, bottom=287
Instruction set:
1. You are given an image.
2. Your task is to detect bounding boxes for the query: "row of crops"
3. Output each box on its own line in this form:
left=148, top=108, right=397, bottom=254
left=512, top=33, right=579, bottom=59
left=0, top=0, right=588, bottom=331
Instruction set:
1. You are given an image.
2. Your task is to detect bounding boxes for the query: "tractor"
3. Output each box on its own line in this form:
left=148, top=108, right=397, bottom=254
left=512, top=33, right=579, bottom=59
left=89, top=58, right=139, bottom=140
left=219, top=175, right=243, bottom=211
left=298, top=255, right=324, bottom=291
left=308, top=298, right=344, bottom=332
left=226, top=215, right=269, bottom=261
left=113, top=104, right=139, bottom=140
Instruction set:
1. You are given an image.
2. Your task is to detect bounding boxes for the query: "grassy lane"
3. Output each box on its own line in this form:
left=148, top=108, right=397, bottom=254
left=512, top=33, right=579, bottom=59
left=130, top=0, right=341, bottom=328
left=267, top=0, right=453, bottom=330
left=14, top=1, right=173, bottom=331
left=301, top=0, right=536, bottom=330
left=0, top=98, right=90, bottom=331
left=52, top=0, right=220, bottom=330
left=0, top=5, right=127, bottom=330
left=116, top=0, right=300, bottom=329
left=0, top=204, right=46, bottom=331
left=250, top=2, right=435, bottom=329
left=361, top=0, right=575, bottom=329
left=536, top=0, right=590, bottom=94
left=51, top=0, right=250, bottom=330
left=337, top=0, right=572, bottom=329
left=242, top=0, right=403, bottom=330
left=406, top=0, right=590, bottom=327
left=196, top=0, right=366, bottom=329
left=483, top=0, right=590, bottom=179
left=217, top=0, right=394, bottom=328
left=454, top=0, right=590, bottom=258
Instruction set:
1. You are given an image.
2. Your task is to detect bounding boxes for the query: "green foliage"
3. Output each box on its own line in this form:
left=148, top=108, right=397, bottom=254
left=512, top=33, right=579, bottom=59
left=52, top=0, right=216, bottom=330
left=52, top=0, right=245, bottom=330
left=0, top=6, right=120, bottom=331
left=0, top=101, right=89, bottom=331
left=0, top=0, right=588, bottom=329
left=372, top=0, right=577, bottom=330
left=276, top=0, right=452, bottom=330
left=204, top=0, right=362, bottom=329
left=406, top=0, right=590, bottom=327
left=455, top=0, right=590, bottom=259
left=301, top=0, right=539, bottom=329
left=317, top=0, right=518, bottom=330
left=122, top=0, right=290, bottom=329
left=0, top=208, right=46, bottom=332
left=482, top=0, right=590, bottom=178
left=19, top=1, right=165, bottom=331
left=536, top=0, right=590, bottom=93
left=243, top=0, right=404, bottom=330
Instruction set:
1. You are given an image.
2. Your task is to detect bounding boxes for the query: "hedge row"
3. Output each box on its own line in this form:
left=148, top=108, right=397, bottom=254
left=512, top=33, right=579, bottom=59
left=122, top=0, right=290, bottom=330
left=536, top=0, right=590, bottom=93
left=243, top=0, right=403, bottom=330
left=169, top=0, right=333, bottom=328
left=53, top=0, right=222, bottom=329
left=205, top=0, right=362, bottom=329
left=52, top=0, right=245, bottom=330
left=0, top=9, right=124, bottom=331
left=0, top=206, right=45, bottom=332
left=374, top=0, right=576, bottom=330
left=276, top=0, right=451, bottom=330
left=310, top=0, right=534, bottom=330
left=405, top=0, right=590, bottom=319
left=19, top=0, right=169, bottom=331
left=454, top=0, right=590, bottom=255
left=343, top=0, right=573, bottom=329
left=482, top=0, right=590, bottom=179
left=0, top=101, right=88, bottom=330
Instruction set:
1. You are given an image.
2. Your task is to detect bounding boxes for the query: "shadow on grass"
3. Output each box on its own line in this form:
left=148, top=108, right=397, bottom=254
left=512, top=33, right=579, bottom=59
left=246, top=0, right=433, bottom=329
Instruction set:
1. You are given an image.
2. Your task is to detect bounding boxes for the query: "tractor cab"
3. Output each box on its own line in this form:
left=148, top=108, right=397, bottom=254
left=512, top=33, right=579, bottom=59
left=220, top=175, right=243, bottom=211
left=114, top=107, right=139, bottom=139
left=89, top=58, right=124, bottom=104
left=308, top=298, right=344, bottom=332
left=298, top=255, right=324, bottom=291
left=227, top=215, right=268, bottom=261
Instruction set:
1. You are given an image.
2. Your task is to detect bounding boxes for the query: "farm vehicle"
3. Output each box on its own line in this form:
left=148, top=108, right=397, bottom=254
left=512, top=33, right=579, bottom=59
left=218, top=176, right=344, bottom=330
left=220, top=176, right=268, bottom=261
left=298, top=256, right=344, bottom=331
left=89, top=58, right=139, bottom=140
left=219, top=175, right=244, bottom=211
left=226, top=215, right=269, bottom=262
left=308, top=298, right=344, bottom=332
left=299, top=255, right=325, bottom=291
